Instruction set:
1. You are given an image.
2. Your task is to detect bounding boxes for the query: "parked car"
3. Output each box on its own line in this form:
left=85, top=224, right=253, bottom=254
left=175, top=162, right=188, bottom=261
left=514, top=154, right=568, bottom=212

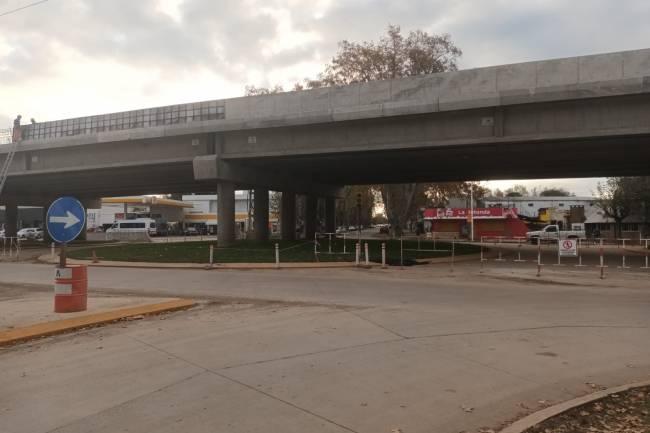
left=17, top=227, right=43, bottom=240
left=184, top=226, right=199, bottom=236
left=526, top=224, right=586, bottom=243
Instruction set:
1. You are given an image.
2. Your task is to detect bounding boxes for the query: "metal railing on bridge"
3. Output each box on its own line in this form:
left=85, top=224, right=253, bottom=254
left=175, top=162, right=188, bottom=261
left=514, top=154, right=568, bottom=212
left=21, top=100, right=226, bottom=141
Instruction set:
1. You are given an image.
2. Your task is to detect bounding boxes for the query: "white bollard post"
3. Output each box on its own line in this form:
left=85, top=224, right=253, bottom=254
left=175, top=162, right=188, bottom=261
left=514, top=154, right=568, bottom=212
left=343, top=233, right=347, bottom=254
left=275, top=243, right=280, bottom=269
left=575, top=239, right=586, bottom=267
left=642, top=239, right=650, bottom=270
left=514, top=238, right=525, bottom=262
left=618, top=239, right=630, bottom=269
left=554, top=238, right=564, bottom=266
left=364, top=242, right=369, bottom=266
left=328, top=233, right=332, bottom=254
left=450, top=239, right=455, bottom=273
left=51, top=242, right=56, bottom=258
left=599, top=239, right=606, bottom=279
left=536, top=237, right=543, bottom=277
left=209, top=245, right=214, bottom=267
left=355, top=242, right=360, bottom=266
left=381, top=242, right=387, bottom=269
left=495, top=237, right=505, bottom=261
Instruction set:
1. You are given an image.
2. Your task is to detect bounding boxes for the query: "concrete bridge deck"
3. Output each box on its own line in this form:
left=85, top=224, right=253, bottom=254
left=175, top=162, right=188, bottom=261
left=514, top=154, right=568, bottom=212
left=2, top=48, right=650, bottom=244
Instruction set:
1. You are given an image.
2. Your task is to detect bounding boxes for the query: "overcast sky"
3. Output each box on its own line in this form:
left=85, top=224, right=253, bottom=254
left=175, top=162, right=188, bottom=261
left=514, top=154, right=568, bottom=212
left=2, top=0, right=648, bottom=196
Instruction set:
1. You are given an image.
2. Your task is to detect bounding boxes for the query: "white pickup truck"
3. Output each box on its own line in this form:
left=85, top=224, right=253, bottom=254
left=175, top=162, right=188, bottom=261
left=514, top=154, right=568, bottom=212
left=526, top=224, right=586, bottom=243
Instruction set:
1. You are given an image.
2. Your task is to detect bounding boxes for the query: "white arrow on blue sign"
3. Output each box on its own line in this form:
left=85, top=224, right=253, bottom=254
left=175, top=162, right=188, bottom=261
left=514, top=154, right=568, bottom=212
left=46, top=196, right=86, bottom=244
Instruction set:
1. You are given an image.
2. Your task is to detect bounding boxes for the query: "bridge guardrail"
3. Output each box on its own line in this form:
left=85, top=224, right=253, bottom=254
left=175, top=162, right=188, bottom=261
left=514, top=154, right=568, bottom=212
left=21, top=101, right=226, bottom=141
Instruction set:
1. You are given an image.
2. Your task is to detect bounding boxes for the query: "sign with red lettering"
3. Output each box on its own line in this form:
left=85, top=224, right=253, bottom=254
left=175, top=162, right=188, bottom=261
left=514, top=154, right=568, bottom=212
left=423, top=208, right=518, bottom=220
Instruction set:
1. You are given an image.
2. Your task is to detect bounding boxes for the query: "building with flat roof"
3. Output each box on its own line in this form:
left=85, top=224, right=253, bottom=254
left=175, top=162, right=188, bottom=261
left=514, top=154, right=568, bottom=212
left=484, top=196, right=597, bottom=219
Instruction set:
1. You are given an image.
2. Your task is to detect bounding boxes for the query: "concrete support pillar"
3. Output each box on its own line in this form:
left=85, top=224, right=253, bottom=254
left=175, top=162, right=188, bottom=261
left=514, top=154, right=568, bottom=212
left=325, top=197, right=336, bottom=233
left=305, top=195, right=318, bottom=240
left=77, top=198, right=101, bottom=241
left=253, top=188, right=269, bottom=242
left=4, top=202, right=18, bottom=238
left=42, top=204, right=53, bottom=244
left=281, top=192, right=296, bottom=241
left=217, top=182, right=236, bottom=247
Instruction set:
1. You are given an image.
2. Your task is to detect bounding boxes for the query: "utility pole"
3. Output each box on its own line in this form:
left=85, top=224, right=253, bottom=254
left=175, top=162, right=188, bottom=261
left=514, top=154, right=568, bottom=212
left=470, top=187, right=475, bottom=242
left=356, top=192, right=361, bottom=242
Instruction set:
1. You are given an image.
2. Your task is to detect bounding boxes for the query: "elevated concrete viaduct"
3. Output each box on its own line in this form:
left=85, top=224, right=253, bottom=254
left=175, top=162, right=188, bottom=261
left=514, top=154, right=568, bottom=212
left=2, top=48, right=650, bottom=243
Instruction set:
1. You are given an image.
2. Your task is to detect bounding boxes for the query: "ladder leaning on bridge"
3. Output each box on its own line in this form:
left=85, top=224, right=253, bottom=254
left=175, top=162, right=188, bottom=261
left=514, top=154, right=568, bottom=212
left=0, top=127, right=19, bottom=197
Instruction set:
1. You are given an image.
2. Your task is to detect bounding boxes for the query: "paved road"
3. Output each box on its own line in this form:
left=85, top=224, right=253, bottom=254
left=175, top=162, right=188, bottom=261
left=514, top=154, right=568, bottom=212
left=1, top=262, right=649, bottom=433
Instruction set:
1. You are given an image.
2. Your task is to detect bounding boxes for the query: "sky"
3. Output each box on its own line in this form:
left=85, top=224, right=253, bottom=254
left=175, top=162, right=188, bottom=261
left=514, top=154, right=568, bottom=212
left=2, top=0, right=649, bottom=196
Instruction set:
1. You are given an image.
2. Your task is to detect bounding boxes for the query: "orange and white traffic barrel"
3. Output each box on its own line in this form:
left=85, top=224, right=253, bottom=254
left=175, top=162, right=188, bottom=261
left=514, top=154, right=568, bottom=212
left=54, top=265, right=88, bottom=313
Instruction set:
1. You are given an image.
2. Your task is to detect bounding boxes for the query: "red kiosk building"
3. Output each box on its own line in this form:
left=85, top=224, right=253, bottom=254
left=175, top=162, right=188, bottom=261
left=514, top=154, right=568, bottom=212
left=423, top=208, right=528, bottom=239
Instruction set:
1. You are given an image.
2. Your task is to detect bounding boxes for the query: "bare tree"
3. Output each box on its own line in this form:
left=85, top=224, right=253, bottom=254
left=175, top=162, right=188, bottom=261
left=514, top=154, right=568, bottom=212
left=244, top=85, right=284, bottom=96
left=313, top=25, right=462, bottom=236
left=596, top=178, right=635, bottom=237
left=244, top=25, right=463, bottom=236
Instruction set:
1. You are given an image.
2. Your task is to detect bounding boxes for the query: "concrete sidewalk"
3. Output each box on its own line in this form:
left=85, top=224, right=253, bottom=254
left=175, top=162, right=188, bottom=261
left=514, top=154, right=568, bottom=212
left=1, top=300, right=649, bottom=433
left=0, top=292, right=180, bottom=331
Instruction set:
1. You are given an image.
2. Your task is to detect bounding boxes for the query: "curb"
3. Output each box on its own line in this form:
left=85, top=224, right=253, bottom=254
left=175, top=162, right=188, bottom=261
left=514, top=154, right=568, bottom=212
left=499, top=378, right=650, bottom=433
left=36, top=254, right=366, bottom=270
left=37, top=255, right=483, bottom=270
left=0, top=299, right=195, bottom=347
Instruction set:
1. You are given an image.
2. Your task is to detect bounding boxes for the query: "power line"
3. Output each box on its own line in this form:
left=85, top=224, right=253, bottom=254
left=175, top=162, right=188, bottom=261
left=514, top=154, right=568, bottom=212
left=0, top=0, right=50, bottom=18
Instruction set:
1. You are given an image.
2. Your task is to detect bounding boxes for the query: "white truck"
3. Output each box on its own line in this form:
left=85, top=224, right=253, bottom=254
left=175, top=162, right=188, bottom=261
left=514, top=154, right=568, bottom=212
left=526, top=224, right=586, bottom=243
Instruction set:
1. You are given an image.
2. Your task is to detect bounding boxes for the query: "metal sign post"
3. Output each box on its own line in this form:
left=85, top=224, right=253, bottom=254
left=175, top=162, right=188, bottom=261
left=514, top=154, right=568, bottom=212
left=556, top=238, right=577, bottom=266
left=46, top=197, right=86, bottom=267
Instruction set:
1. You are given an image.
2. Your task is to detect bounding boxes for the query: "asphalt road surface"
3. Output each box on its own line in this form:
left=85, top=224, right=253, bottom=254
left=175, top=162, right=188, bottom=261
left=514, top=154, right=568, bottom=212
left=1, top=262, right=649, bottom=433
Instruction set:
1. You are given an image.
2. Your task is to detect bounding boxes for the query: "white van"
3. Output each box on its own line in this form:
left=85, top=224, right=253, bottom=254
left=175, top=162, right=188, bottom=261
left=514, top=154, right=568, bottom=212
left=106, top=219, right=157, bottom=236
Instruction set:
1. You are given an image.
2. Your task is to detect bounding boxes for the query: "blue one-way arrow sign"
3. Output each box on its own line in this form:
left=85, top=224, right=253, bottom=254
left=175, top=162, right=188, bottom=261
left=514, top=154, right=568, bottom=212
left=47, top=197, right=86, bottom=244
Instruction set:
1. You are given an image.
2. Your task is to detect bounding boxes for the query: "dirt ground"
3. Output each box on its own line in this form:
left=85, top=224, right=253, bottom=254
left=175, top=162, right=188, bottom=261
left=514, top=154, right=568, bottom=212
left=525, top=386, right=650, bottom=433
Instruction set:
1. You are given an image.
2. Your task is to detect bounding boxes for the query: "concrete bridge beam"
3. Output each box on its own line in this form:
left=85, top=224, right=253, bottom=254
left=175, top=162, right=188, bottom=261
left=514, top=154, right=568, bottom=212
left=193, top=155, right=341, bottom=198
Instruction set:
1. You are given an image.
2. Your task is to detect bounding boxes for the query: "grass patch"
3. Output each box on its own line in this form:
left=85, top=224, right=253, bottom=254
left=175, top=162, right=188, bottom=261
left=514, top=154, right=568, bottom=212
left=68, top=238, right=479, bottom=265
